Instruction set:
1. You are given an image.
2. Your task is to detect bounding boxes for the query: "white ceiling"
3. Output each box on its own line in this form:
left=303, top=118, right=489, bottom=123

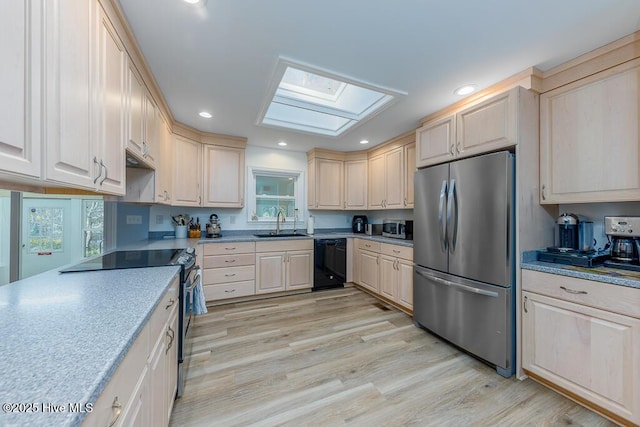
left=117, top=0, right=640, bottom=153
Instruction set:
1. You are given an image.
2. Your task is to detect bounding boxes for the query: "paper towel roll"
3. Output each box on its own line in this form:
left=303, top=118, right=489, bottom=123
left=307, top=215, right=314, bottom=234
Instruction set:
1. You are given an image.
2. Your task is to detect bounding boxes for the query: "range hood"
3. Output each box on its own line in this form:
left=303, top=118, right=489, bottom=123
left=125, top=149, right=154, bottom=170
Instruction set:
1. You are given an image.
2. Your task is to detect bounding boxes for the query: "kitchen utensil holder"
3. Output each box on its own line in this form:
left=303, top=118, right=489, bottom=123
left=175, top=225, right=187, bottom=239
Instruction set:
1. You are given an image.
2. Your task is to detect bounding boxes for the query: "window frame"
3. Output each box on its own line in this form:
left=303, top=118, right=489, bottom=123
left=247, top=166, right=305, bottom=223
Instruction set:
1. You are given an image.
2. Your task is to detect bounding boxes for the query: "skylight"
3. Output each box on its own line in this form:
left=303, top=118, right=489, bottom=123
left=258, top=59, right=405, bottom=137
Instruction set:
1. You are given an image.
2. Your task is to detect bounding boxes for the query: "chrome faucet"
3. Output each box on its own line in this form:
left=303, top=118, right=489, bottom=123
left=276, top=209, right=286, bottom=235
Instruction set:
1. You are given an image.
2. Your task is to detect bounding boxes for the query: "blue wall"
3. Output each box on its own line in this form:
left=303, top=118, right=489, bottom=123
left=116, top=203, right=150, bottom=247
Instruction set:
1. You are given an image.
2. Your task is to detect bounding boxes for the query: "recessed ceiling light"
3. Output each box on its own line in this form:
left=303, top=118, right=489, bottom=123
left=454, top=85, right=476, bottom=96
left=199, top=111, right=212, bottom=118
left=359, top=140, right=369, bottom=145
left=278, top=141, right=287, bottom=146
left=183, top=0, right=201, bottom=4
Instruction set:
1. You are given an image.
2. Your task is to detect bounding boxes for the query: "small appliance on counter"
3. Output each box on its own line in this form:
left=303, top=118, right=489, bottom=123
left=603, top=216, right=640, bottom=272
left=365, top=223, right=382, bottom=236
left=537, top=213, right=603, bottom=267
left=206, top=213, right=222, bottom=238
left=382, top=219, right=413, bottom=240
left=352, top=215, right=368, bottom=233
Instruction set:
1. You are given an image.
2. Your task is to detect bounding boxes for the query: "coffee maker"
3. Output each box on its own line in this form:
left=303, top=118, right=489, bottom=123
left=553, top=213, right=594, bottom=252
left=352, top=215, right=368, bottom=233
left=604, top=216, right=640, bottom=271
left=206, top=213, right=222, bottom=238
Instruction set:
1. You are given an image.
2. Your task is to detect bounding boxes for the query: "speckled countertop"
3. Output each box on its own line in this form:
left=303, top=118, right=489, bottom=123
left=521, top=251, right=640, bottom=289
left=0, top=265, right=181, bottom=427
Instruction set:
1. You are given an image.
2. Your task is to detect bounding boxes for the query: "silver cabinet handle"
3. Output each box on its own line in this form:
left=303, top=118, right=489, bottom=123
left=165, top=298, right=175, bottom=309
left=225, top=289, right=236, bottom=293
left=225, top=273, right=236, bottom=277
left=225, top=247, right=236, bottom=250
left=109, top=397, right=122, bottom=427
left=450, top=144, right=455, bottom=156
left=225, top=259, right=236, bottom=263
left=93, top=157, right=102, bottom=184
left=392, top=249, right=400, bottom=254
left=541, top=184, right=547, bottom=201
left=523, top=295, right=528, bottom=313
left=560, top=286, right=588, bottom=295
left=404, top=198, right=407, bottom=207
left=166, top=326, right=175, bottom=354
left=456, top=141, right=461, bottom=154
left=99, top=160, right=108, bottom=185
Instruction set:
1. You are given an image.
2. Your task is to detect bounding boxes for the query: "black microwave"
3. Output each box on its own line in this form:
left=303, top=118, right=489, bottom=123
left=382, top=220, right=413, bottom=240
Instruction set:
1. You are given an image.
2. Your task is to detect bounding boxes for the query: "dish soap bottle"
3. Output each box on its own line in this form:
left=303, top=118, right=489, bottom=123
left=307, top=214, right=314, bottom=235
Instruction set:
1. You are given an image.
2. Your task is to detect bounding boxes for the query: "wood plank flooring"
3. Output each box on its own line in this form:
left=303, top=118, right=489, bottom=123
left=170, top=286, right=614, bottom=427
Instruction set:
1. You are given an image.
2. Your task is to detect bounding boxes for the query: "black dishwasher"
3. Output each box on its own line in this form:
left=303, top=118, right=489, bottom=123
left=313, top=238, right=346, bottom=290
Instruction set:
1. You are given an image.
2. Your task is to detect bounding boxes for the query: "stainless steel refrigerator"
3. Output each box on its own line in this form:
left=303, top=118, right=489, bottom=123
left=413, top=150, right=515, bottom=377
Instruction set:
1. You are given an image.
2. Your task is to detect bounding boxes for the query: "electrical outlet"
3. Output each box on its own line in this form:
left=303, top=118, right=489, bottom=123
left=156, top=215, right=163, bottom=225
left=230, top=215, right=236, bottom=225
left=126, top=215, right=142, bottom=225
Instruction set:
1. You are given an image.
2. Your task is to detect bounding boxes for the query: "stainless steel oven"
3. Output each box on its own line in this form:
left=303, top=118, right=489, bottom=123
left=178, top=256, right=198, bottom=397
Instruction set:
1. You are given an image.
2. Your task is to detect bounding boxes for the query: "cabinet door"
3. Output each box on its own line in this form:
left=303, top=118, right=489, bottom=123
left=367, top=154, right=385, bottom=209
left=358, top=249, right=379, bottom=293
left=148, top=332, right=167, bottom=427
left=95, top=7, right=125, bottom=195
left=202, top=145, right=245, bottom=208
left=540, top=61, right=640, bottom=203
left=344, top=159, right=367, bottom=210
left=379, top=255, right=397, bottom=300
left=384, top=147, right=404, bottom=209
left=315, top=158, right=343, bottom=209
left=256, top=252, right=286, bottom=294
left=404, top=143, right=415, bottom=208
left=44, top=0, right=97, bottom=189
left=457, top=87, right=517, bottom=158
left=416, top=115, right=455, bottom=168
left=127, top=65, right=144, bottom=158
left=173, top=135, right=201, bottom=206
left=286, top=250, right=313, bottom=290
left=165, top=306, right=178, bottom=421
left=142, top=93, right=157, bottom=167
left=307, top=159, right=315, bottom=209
left=0, top=1, right=40, bottom=178
left=522, top=291, right=640, bottom=424
left=397, top=259, right=414, bottom=309
left=155, top=114, right=173, bottom=204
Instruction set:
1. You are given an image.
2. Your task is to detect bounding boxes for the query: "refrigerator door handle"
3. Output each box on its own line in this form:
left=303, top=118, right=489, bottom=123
left=438, top=180, right=448, bottom=251
left=446, top=179, right=458, bottom=252
left=414, top=267, right=499, bottom=298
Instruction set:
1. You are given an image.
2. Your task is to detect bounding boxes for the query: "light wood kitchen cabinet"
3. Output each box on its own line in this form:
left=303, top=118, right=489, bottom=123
left=521, top=270, right=640, bottom=426
left=416, top=87, right=519, bottom=168
left=307, top=156, right=344, bottom=210
left=255, top=240, right=313, bottom=294
left=202, top=242, right=256, bottom=301
left=202, top=144, right=245, bottom=208
left=155, top=113, right=173, bottom=204
left=416, top=115, right=455, bottom=168
left=404, top=142, right=415, bottom=208
left=357, top=248, right=379, bottom=293
left=368, top=147, right=404, bottom=209
left=44, top=1, right=126, bottom=195
left=0, top=1, right=41, bottom=179
left=173, top=135, right=202, bottom=206
left=344, top=158, right=368, bottom=210
left=142, top=92, right=158, bottom=168
left=540, top=59, right=640, bottom=203
left=127, top=64, right=145, bottom=160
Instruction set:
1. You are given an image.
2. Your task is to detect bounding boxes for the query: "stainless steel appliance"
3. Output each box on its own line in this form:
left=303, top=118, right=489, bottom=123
left=604, top=216, right=640, bottom=271
left=60, top=247, right=197, bottom=397
left=313, top=238, right=346, bottom=290
left=413, top=150, right=515, bottom=377
left=553, top=213, right=594, bottom=252
left=352, top=215, right=368, bottom=233
left=206, top=213, right=222, bottom=238
left=382, top=220, right=413, bottom=240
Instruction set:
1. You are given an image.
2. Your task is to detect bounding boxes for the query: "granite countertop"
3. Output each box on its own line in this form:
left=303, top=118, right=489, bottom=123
left=521, top=251, right=640, bottom=289
left=0, top=265, right=181, bottom=427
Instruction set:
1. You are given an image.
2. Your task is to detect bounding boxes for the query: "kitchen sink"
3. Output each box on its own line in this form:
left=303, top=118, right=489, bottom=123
left=253, top=232, right=308, bottom=238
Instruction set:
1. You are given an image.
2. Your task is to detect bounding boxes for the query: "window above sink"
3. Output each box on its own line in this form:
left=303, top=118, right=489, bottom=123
left=247, top=166, right=304, bottom=224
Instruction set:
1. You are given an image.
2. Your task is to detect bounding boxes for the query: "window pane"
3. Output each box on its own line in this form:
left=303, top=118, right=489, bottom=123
left=256, top=199, right=296, bottom=219
left=256, top=176, right=295, bottom=197
left=83, top=200, right=104, bottom=257
left=27, top=207, right=64, bottom=253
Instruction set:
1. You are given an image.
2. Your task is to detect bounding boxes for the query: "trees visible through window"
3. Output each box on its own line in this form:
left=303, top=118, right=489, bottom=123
left=28, top=207, right=64, bottom=253
left=83, top=200, right=104, bottom=257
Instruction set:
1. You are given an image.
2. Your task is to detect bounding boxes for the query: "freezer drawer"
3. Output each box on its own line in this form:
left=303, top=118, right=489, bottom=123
left=413, top=265, right=514, bottom=376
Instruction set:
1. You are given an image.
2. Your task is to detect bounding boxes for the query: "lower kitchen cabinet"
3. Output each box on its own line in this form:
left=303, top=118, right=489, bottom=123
left=201, top=242, right=256, bottom=301
left=354, top=239, right=413, bottom=312
left=83, top=276, right=179, bottom=427
left=521, top=270, right=640, bottom=426
left=256, top=240, right=313, bottom=294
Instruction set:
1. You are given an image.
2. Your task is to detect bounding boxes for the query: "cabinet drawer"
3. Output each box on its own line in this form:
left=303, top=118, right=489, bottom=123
left=203, top=253, right=254, bottom=269
left=203, top=265, right=255, bottom=285
left=204, top=281, right=255, bottom=301
left=380, top=243, right=413, bottom=260
left=148, top=276, right=179, bottom=346
left=522, top=269, right=640, bottom=319
left=203, top=241, right=255, bottom=256
left=255, top=239, right=313, bottom=252
left=357, top=239, right=381, bottom=252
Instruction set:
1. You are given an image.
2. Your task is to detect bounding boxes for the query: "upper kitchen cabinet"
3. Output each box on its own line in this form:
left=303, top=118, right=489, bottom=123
left=344, top=153, right=368, bottom=210
left=540, top=59, right=640, bottom=203
left=416, top=87, right=519, bottom=168
left=202, top=137, right=246, bottom=208
left=368, top=132, right=412, bottom=210
left=307, top=150, right=344, bottom=210
left=0, top=1, right=41, bottom=179
left=43, top=0, right=125, bottom=195
left=404, top=142, right=416, bottom=208
left=173, top=134, right=201, bottom=207
left=155, top=113, right=173, bottom=204
left=126, top=64, right=145, bottom=159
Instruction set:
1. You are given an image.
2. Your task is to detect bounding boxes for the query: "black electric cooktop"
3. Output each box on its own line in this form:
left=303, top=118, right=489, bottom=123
left=60, top=249, right=184, bottom=273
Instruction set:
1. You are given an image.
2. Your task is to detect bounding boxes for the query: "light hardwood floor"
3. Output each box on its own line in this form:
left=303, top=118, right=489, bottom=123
left=170, top=286, right=614, bottom=427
